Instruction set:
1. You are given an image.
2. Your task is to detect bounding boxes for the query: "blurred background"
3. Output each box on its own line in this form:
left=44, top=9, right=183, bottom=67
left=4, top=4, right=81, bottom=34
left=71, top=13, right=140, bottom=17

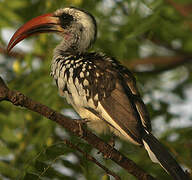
left=0, top=0, right=192, bottom=179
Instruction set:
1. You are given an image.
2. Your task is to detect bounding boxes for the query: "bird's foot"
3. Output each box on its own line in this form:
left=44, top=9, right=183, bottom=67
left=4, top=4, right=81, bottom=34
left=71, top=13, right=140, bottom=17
left=98, top=136, right=116, bottom=159
left=108, top=135, right=116, bottom=148
left=75, top=118, right=90, bottom=124
left=103, top=147, right=113, bottom=159
left=74, top=118, right=89, bottom=137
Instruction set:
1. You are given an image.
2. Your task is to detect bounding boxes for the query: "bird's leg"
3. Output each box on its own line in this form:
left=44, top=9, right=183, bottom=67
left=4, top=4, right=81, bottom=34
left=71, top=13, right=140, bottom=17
left=108, top=135, right=116, bottom=148
left=97, top=135, right=116, bottom=160
left=74, top=118, right=90, bottom=137
left=103, top=135, right=116, bottom=159
left=75, top=118, right=90, bottom=124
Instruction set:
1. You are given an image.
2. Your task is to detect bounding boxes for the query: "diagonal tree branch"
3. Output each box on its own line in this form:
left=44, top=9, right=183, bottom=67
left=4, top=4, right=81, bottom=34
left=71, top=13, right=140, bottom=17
left=0, top=76, right=156, bottom=180
left=63, top=139, right=121, bottom=180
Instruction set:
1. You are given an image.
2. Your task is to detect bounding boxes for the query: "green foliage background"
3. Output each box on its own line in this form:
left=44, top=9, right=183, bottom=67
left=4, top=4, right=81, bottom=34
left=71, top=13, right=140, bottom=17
left=0, top=0, right=192, bottom=179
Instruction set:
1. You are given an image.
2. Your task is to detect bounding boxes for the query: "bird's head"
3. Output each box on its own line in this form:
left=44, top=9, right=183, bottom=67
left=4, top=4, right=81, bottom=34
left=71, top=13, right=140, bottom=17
left=7, top=7, right=97, bottom=54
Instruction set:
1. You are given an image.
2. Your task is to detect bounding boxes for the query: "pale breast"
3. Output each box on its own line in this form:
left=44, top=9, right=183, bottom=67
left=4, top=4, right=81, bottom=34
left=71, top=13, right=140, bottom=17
left=51, top=55, right=96, bottom=109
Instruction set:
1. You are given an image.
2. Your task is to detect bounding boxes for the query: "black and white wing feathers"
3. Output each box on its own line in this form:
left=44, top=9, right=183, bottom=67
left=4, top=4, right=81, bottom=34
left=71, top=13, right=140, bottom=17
left=86, top=54, right=151, bottom=145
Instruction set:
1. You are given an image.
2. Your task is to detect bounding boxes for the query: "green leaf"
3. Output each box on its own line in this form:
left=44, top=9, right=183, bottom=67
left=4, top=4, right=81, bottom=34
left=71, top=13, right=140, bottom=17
left=0, top=162, right=20, bottom=178
left=126, top=12, right=160, bottom=39
left=24, top=173, right=43, bottom=180
left=44, top=143, right=71, bottom=160
left=0, top=5, right=21, bottom=22
left=5, top=0, right=28, bottom=9
left=1, top=126, right=19, bottom=143
left=102, top=174, right=110, bottom=180
left=0, top=142, right=11, bottom=155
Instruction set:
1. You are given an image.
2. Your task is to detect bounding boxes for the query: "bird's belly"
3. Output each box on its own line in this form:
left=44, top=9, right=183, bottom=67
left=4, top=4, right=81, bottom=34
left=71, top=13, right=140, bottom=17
left=56, top=76, right=95, bottom=111
left=77, top=108, right=111, bottom=135
left=64, top=77, right=93, bottom=107
left=56, top=77, right=111, bottom=134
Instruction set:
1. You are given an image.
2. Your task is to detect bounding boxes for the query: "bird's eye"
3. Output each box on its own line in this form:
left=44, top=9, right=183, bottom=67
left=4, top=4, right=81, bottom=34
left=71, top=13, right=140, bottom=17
left=59, top=13, right=74, bottom=28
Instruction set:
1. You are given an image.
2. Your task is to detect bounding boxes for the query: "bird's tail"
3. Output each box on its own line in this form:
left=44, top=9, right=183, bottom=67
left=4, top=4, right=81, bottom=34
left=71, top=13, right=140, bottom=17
left=142, top=130, right=189, bottom=180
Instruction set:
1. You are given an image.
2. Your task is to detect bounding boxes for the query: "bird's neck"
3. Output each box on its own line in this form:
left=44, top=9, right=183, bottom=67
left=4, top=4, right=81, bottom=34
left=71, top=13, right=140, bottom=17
left=53, top=41, right=87, bottom=61
left=54, top=39, right=79, bottom=55
left=53, top=34, right=92, bottom=58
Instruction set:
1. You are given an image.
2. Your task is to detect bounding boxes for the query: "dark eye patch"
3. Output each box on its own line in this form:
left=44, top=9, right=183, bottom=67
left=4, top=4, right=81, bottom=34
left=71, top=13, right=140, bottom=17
left=59, top=13, right=74, bottom=28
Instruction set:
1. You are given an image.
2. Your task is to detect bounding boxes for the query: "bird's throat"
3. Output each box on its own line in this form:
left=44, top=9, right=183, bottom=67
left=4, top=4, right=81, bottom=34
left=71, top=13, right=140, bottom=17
left=64, top=32, right=72, bottom=41
left=54, top=38, right=80, bottom=56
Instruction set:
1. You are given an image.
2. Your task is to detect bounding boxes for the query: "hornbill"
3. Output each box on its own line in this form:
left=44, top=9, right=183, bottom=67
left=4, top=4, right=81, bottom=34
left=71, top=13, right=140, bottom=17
left=7, top=7, right=189, bottom=180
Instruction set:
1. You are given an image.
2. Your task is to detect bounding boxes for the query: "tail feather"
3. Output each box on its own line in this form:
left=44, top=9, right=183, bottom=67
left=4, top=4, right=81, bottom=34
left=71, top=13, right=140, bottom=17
left=142, top=131, right=189, bottom=180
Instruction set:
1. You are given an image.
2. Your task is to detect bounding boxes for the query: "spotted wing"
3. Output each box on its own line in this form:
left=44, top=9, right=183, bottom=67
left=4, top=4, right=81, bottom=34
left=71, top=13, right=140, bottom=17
left=88, top=55, right=151, bottom=144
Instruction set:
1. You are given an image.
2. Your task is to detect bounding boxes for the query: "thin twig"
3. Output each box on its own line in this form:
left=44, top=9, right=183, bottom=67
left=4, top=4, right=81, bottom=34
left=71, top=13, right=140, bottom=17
left=63, top=139, right=121, bottom=180
left=37, top=140, right=121, bottom=179
left=38, top=156, right=61, bottom=179
left=125, top=55, right=192, bottom=74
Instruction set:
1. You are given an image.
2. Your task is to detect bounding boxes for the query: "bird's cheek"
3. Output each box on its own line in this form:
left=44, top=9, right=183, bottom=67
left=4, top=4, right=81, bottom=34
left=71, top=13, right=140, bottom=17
left=63, top=32, right=72, bottom=41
